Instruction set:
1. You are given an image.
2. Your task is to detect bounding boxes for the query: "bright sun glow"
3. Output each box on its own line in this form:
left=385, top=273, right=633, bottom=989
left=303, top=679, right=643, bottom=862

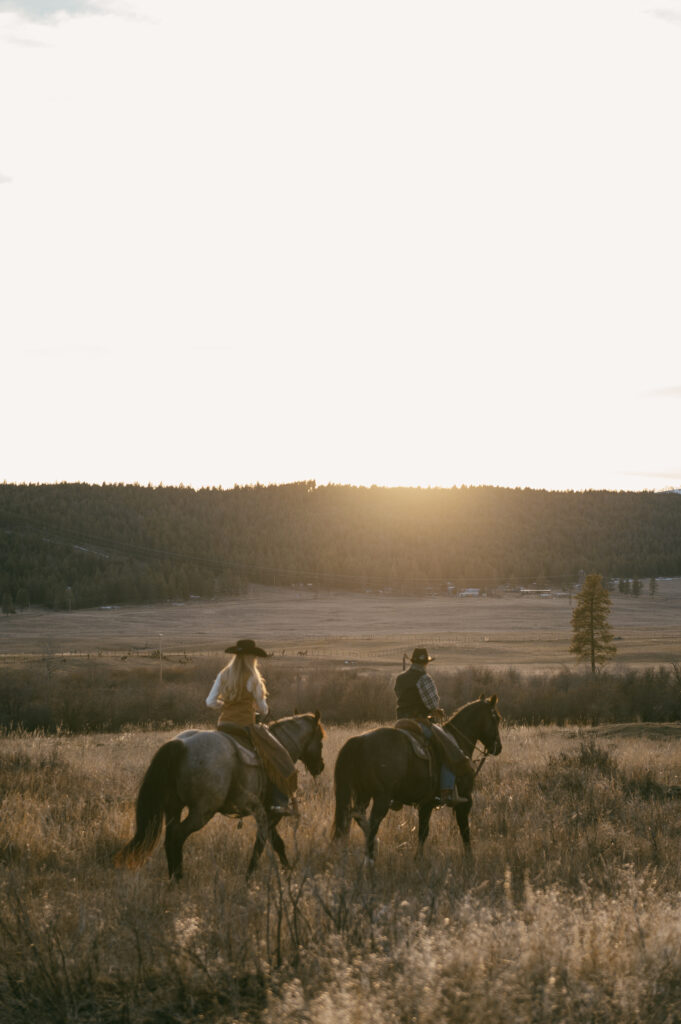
left=1, top=0, right=680, bottom=492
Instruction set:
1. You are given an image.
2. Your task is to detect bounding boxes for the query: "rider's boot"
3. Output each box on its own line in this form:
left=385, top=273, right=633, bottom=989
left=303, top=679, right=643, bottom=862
left=437, top=784, right=468, bottom=808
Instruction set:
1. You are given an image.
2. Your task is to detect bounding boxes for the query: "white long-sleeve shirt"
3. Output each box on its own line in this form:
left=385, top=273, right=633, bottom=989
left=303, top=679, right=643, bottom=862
left=205, top=671, right=269, bottom=718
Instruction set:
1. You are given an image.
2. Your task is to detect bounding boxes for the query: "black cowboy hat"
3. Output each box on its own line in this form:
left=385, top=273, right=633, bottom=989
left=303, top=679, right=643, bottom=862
left=410, top=647, right=434, bottom=664
left=225, top=638, right=270, bottom=658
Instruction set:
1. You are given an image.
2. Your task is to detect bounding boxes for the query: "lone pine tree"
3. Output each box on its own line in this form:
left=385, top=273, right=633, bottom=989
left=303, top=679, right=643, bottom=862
left=569, top=572, right=617, bottom=674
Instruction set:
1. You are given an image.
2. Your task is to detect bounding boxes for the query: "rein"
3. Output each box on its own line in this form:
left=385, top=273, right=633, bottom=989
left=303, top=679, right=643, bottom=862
left=445, top=717, right=491, bottom=777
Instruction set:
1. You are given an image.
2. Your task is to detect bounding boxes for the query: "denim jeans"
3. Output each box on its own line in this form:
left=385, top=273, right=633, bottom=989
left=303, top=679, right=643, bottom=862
left=418, top=722, right=456, bottom=791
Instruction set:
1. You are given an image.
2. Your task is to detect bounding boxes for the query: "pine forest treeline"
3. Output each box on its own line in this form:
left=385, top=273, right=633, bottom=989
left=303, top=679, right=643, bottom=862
left=0, top=482, right=680, bottom=611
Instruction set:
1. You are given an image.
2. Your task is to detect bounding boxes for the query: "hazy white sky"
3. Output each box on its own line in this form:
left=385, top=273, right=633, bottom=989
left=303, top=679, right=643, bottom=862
left=2, top=0, right=680, bottom=492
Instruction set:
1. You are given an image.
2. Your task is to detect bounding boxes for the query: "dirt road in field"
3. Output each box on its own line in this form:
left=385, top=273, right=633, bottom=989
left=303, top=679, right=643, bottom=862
left=2, top=579, right=680, bottom=670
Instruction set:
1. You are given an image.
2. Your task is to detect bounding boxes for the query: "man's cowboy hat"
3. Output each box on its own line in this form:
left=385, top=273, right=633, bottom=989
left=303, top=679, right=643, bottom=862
left=410, top=647, right=434, bottom=664
left=225, top=638, right=270, bottom=658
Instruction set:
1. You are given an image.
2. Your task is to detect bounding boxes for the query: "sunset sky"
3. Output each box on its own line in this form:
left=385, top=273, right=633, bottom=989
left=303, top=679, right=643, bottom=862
left=2, top=0, right=680, bottom=493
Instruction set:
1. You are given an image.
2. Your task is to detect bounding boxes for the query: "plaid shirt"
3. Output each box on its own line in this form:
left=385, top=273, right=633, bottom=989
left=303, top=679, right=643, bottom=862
left=416, top=671, right=440, bottom=711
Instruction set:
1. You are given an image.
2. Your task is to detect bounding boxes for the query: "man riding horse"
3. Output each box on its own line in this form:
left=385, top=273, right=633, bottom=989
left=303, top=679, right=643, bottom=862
left=395, top=647, right=472, bottom=806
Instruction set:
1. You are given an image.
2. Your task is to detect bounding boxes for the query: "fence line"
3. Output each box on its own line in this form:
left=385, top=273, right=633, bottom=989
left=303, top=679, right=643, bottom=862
left=3, top=630, right=681, bottom=665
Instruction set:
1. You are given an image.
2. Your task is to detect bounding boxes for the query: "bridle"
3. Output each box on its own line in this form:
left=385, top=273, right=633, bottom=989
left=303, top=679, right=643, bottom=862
left=445, top=711, right=498, bottom=777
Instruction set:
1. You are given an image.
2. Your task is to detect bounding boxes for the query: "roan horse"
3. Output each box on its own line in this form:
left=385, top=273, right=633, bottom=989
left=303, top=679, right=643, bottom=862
left=332, top=695, right=501, bottom=861
left=116, top=711, right=325, bottom=879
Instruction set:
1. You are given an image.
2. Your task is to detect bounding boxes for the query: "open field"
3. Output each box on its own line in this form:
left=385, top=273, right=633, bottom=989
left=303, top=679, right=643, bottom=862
left=3, top=721, right=681, bottom=1022
left=4, top=578, right=681, bottom=1018
left=2, top=579, right=681, bottom=672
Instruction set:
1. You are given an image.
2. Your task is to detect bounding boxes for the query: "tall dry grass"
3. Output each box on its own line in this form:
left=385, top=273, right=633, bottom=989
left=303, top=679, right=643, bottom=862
left=3, top=723, right=681, bottom=1021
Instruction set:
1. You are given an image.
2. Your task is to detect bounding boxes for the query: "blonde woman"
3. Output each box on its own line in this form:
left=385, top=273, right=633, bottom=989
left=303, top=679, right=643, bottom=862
left=206, top=639, right=297, bottom=815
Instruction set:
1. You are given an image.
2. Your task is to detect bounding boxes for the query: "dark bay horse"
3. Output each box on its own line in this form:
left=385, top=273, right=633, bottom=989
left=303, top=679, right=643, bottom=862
left=116, top=712, right=325, bottom=879
left=332, top=695, right=501, bottom=861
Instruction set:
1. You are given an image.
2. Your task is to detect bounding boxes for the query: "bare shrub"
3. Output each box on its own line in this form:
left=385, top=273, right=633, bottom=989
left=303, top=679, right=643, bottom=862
left=2, top=658, right=681, bottom=734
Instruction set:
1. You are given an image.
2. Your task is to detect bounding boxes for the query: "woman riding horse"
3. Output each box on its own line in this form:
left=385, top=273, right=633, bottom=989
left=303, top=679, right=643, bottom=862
left=205, top=639, right=297, bottom=816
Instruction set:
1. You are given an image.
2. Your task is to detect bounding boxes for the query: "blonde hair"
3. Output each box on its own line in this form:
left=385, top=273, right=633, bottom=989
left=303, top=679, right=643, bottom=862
left=217, top=653, right=268, bottom=703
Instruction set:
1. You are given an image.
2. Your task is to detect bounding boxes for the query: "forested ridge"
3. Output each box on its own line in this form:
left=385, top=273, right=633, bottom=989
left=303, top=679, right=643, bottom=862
left=1, top=482, right=680, bottom=610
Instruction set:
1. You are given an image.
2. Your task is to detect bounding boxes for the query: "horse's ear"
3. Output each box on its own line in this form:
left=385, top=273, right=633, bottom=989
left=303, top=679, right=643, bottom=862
left=488, top=694, right=498, bottom=707
left=478, top=692, right=486, bottom=701
left=294, top=707, right=299, bottom=715
left=314, top=708, right=321, bottom=722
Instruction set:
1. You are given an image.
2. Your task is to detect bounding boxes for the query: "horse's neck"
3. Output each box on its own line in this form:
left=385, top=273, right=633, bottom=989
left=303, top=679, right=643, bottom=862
left=270, top=717, right=306, bottom=760
left=448, top=707, right=479, bottom=755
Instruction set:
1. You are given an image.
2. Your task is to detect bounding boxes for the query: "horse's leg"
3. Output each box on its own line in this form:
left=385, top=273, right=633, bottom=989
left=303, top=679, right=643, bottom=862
left=246, top=830, right=266, bottom=877
left=246, top=815, right=289, bottom=875
left=454, top=799, right=473, bottom=854
left=165, top=804, right=215, bottom=881
left=351, top=800, right=370, bottom=837
left=416, top=803, right=435, bottom=857
left=246, top=804, right=272, bottom=878
left=365, top=795, right=390, bottom=863
left=269, top=821, right=290, bottom=869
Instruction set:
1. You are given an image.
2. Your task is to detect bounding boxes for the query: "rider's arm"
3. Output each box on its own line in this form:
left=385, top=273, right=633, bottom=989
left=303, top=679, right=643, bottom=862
left=416, top=672, right=440, bottom=711
left=247, top=674, right=269, bottom=717
left=205, top=672, right=223, bottom=709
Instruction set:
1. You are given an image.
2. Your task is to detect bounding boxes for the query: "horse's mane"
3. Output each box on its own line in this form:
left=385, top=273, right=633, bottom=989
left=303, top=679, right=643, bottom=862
left=271, top=711, right=326, bottom=737
left=447, top=697, right=482, bottom=722
left=446, top=694, right=500, bottom=726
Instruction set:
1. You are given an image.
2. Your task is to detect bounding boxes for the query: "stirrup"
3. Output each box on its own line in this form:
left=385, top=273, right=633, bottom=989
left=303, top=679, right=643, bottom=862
left=270, top=797, right=299, bottom=818
left=437, top=789, right=468, bottom=808
left=270, top=803, right=295, bottom=816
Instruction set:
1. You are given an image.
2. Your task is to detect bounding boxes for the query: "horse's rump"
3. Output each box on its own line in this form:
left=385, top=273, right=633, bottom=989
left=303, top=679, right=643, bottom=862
left=115, top=738, right=187, bottom=868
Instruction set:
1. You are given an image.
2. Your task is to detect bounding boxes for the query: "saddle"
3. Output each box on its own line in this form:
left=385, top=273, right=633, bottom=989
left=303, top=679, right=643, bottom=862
left=217, top=722, right=297, bottom=796
left=217, top=723, right=260, bottom=766
left=394, top=719, right=434, bottom=765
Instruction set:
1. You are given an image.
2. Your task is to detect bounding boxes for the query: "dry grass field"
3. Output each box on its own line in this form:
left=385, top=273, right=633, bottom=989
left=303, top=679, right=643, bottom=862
left=3, top=721, right=681, bottom=1022
left=3, top=582, right=681, bottom=1021
left=2, top=578, right=681, bottom=672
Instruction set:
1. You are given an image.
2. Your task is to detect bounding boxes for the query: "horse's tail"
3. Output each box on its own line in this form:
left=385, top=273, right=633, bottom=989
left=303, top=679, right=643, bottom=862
left=115, top=739, right=186, bottom=869
left=332, top=737, right=361, bottom=839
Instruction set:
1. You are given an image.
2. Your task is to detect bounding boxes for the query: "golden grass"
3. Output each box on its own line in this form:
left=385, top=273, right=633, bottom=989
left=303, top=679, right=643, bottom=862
left=3, top=723, right=681, bottom=1021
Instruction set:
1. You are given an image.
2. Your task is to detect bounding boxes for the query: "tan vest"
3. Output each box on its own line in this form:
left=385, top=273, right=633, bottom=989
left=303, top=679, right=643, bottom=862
left=218, top=693, right=257, bottom=727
